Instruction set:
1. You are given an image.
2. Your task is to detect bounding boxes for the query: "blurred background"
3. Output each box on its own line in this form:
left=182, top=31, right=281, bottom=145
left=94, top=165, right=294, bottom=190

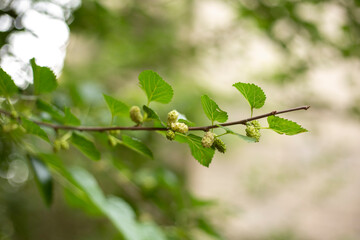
left=1, top=0, right=360, bottom=239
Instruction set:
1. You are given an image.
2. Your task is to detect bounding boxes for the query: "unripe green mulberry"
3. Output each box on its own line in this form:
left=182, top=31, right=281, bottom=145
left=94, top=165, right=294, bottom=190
left=170, top=122, right=188, bottom=134
left=251, top=120, right=261, bottom=129
left=201, top=131, right=215, bottom=148
left=212, top=138, right=226, bottom=153
left=167, top=110, right=179, bottom=126
left=166, top=130, right=176, bottom=141
left=130, top=106, right=143, bottom=124
left=245, top=124, right=261, bottom=142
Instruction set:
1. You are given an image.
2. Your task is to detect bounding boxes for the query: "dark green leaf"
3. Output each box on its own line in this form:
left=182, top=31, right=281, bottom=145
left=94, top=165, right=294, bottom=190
left=267, top=116, right=308, bottom=135
left=103, top=94, right=129, bottom=118
left=142, top=105, right=161, bottom=122
left=121, top=135, right=153, bottom=159
left=28, top=155, right=53, bottom=206
left=201, top=95, right=228, bottom=123
left=64, top=107, right=81, bottom=126
left=30, top=58, right=57, bottom=94
left=175, top=134, right=215, bottom=167
left=0, top=67, right=18, bottom=97
left=21, top=117, right=49, bottom=142
left=71, top=132, right=101, bottom=161
left=233, top=82, right=266, bottom=110
left=217, top=125, right=256, bottom=142
left=36, top=99, right=64, bottom=122
left=139, top=70, right=173, bottom=104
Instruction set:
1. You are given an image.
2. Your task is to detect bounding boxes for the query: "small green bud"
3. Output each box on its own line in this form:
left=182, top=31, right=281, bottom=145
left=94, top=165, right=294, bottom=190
left=60, top=140, right=69, bottom=150
left=212, top=138, right=226, bottom=153
left=130, top=106, right=143, bottom=124
left=166, top=130, right=176, bottom=141
left=109, top=129, right=121, bottom=136
left=201, top=131, right=215, bottom=148
left=53, top=139, right=62, bottom=152
left=245, top=125, right=261, bottom=142
left=108, top=135, right=118, bottom=147
left=10, top=110, right=18, bottom=118
left=170, top=122, right=188, bottom=134
left=167, top=110, right=179, bottom=126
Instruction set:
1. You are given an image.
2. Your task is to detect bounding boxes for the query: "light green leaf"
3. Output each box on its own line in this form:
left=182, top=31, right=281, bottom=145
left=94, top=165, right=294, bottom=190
left=142, top=105, right=161, bottom=122
left=138, top=70, right=173, bottom=104
left=69, top=168, right=166, bottom=240
left=0, top=68, right=18, bottom=97
left=217, top=125, right=256, bottom=142
left=103, top=94, right=129, bottom=118
left=30, top=58, right=57, bottom=94
left=233, top=82, right=266, bottom=111
left=121, top=135, right=153, bottom=159
left=28, top=155, right=53, bottom=207
left=201, top=95, right=228, bottom=123
left=71, top=132, right=101, bottom=161
left=21, top=117, right=49, bottom=142
left=267, top=116, right=308, bottom=135
left=36, top=99, right=64, bottom=123
left=64, top=107, right=81, bottom=126
left=175, top=134, right=215, bottom=167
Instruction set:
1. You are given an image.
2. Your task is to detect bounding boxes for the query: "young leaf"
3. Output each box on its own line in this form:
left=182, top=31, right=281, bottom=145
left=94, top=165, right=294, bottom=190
left=143, top=105, right=161, bottom=122
left=30, top=58, right=57, bottom=94
left=21, top=117, right=50, bottom=142
left=267, top=116, right=308, bottom=135
left=201, top=95, right=228, bottom=123
left=71, top=132, right=101, bottom=161
left=103, top=94, right=129, bottom=118
left=138, top=70, right=173, bottom=104
left=64, top=107, right=81, bottom=126
left=36, top=99, right=64, bottom=123
left=175, top=134, right=215, bottom=167
left=121, top=134, right=153, bottom=159
left=217, top=125, right=256, bottom=142
left=28, top=155, right=53, bottom=207
left=0, top=68, right=18, bottom=97
left=177, top=112, right=195, bottom=126
left=233, top=82, right=266, bottom=111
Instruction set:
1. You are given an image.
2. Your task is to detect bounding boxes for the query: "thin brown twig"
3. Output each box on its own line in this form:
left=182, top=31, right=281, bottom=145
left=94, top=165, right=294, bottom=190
left=0, top=105, right=310, bottom=132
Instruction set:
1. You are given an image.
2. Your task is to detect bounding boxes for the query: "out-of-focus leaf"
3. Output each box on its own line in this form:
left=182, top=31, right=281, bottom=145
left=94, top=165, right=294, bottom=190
left=103, top=94, right=129, bottom=118
left=36, top=99, right=64, bottom=122
left=233, top=82, right=266, bottom=111
left=121, top=134, right=153, bottom=159
left=175, top=134, right=215, bottom=167
left=217, top=125, right=256, bottom=142
left=0, top=67, right=18, bottom=97
left=21, top=117, right=49, bottom=142
left=71, top=132, right=100, bottom=161
left=139, top=70, right=173, bottom=104
left=267, top=116, right=308, bottom=135
left=30, top=58, right=57, bottom=94
left=201, top=95, right=228, bottom=123
left=28, top=155, right=53, bottom=207
left=197, top=218, right=224, bottom=240
left=64, top=107, right=81, bottom=126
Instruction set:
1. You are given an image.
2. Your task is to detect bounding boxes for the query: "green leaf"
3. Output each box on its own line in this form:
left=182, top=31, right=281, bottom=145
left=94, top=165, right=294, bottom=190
left=175, top=134, right=215, bottom=167
left=28, top=155, right=53, bottom=207
left=177, top=112, right=195, bottom=126
left=217, top=125, right=256, bottom=142
left=267, top=116, right=308, bottom=135
left=30, top=58, right=57, bottom=94
left=201, top=95, right=228, bottom=123
left=138, top=70, right=173, bottom=104
left=64, top=107, right=81, bottom=126
left=103, top=94, right=129, bottom=118
left=0, top=67, right=18, bottom=97
left=233, top=82, right=266, bottom=111
left=142, top=105, right=161, bottom=122
left=121, top=135, right=153, bottom=159
left=71, top=132, right=101, bottom=161
left=36, top=99, right=64, bottom=123
left=21, top=117, right=49, bottom=142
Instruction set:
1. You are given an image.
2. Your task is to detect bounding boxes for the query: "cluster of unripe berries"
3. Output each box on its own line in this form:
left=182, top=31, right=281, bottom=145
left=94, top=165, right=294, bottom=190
left=201, top=131, right=226, bottom=153
left=245, top=120, right=261, bottom=142
left=166, top=110, right=188, bottom=140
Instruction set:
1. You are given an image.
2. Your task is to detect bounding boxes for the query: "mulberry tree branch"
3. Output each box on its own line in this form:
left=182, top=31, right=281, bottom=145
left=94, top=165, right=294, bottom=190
left=0, top=105, right=310, bottom=132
